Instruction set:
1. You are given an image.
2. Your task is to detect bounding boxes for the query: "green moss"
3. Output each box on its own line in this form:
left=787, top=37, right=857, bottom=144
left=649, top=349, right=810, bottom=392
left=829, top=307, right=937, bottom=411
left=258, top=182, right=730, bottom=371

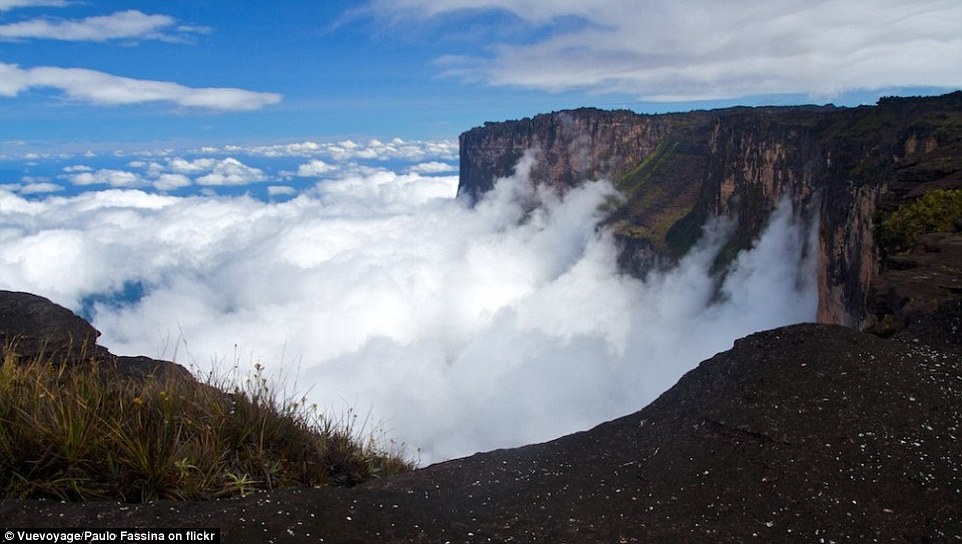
left=611, top=139, right=705, bottom=252
left=880, top=189, right=962, bottom=253
left=616, top=140, right=679, bottom=197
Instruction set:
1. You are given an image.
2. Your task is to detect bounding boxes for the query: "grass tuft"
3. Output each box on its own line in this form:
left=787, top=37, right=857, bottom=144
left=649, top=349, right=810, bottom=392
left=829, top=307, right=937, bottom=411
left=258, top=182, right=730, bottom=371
left=0, top=349, right=413, bottom=502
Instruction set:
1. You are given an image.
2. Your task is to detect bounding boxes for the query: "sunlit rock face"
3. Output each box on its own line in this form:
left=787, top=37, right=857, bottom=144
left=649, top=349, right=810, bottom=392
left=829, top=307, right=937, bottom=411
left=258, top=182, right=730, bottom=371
left=458, top=92, right=962, bottom=330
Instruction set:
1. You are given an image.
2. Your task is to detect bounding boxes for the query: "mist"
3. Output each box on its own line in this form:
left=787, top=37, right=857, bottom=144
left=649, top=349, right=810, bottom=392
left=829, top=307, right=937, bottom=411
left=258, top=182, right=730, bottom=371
left=0, top=154, right=817, bottom=463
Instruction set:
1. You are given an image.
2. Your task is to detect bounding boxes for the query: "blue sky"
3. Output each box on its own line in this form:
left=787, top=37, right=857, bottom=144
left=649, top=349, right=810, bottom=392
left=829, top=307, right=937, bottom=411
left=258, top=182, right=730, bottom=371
left=0, top=0, right=644, bottom=151
left=1, top=0, right=958, bottom=157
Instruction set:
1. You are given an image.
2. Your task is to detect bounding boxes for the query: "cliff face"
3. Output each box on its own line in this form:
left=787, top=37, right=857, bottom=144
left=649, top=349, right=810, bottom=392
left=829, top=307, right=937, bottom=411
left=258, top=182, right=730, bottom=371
left=458, top=92, right=962, bottom=329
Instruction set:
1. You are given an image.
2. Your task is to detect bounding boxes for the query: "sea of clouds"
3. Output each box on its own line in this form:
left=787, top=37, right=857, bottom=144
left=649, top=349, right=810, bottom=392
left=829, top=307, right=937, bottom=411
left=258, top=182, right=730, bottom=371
left=0, top=145, right=817, bottom=463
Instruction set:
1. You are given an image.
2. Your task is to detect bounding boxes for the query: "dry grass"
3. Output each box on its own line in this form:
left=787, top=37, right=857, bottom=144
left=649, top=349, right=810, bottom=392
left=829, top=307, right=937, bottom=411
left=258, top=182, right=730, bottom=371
left=0, top=349, right=413, bottom=502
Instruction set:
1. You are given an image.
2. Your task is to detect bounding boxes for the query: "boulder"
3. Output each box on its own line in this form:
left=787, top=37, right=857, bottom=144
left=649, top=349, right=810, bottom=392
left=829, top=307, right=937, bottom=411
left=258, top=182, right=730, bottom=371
left=0, top=290, right=109, bottom=363
left=0, top=289, right=191, bottom=381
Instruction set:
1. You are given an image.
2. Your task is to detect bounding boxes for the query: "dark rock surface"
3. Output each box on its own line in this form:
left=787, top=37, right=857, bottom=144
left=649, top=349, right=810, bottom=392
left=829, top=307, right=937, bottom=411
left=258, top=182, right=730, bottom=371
left=3, top=323, right=959, bottom=542
left=0, top=290, right=110, bottom=363
left=0, top=290, right=192, bottom=381
left=870, top=231, right=962, bottom=351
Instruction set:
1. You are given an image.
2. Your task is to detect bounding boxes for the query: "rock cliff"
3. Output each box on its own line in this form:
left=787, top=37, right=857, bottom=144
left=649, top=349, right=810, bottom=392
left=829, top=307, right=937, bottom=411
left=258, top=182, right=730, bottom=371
left=458, top=92, right=962, bottom=330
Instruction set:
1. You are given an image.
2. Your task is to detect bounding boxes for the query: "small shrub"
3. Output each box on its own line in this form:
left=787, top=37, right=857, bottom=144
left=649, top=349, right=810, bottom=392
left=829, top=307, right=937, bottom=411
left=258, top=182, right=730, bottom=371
left=880, top=189, right=962, bottom=253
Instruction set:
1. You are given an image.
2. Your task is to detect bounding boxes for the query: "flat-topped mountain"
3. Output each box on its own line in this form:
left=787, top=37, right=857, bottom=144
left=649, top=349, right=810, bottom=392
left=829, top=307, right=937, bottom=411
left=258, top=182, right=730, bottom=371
left=459, top=92, right=962, bottom=331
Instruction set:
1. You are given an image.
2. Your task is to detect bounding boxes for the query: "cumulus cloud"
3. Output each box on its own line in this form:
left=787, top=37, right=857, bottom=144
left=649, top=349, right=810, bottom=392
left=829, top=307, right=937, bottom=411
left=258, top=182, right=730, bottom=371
left=409, top=161, right=457, bottom=174
left=65, top=168, right=145, bottom=188
left=235, top=141, right=323, bottom=157
left=0, top=62, right=281, bottom=111
left=153, top=174, right=191, bottom=192
left=295, top=159, right=337, bottom=177
left=19, top=181, right=62, bottom=194
left=378, top=0, right=962, bottom=101
left=120, top=156, right=267, bottom=190
left=229, top=138, right=459, bottom=161
left=0, top=10, right=209, bottom=43
left=193, top=158, right=266, bottom=186
left=267, top=185, right=296, bottom=197
left=166, top=158, right=211, bottom=174
left=56, top=157, right=268, bottom=191
left=0, top=176, right=62, bottom=194
left=0, top=157, right=816, bottom=463
left=16, top=142, right=458, bottom=195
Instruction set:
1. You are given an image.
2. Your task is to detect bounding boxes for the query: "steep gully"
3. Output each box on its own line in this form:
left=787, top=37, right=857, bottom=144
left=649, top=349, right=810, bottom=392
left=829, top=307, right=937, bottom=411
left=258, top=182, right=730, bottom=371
left=458, top=91, right=962, bottom=332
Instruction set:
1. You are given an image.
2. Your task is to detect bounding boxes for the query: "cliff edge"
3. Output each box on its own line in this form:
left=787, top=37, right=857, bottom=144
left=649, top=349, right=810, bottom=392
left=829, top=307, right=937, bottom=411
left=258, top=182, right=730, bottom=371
left=4, top=323, right=959, bottom=542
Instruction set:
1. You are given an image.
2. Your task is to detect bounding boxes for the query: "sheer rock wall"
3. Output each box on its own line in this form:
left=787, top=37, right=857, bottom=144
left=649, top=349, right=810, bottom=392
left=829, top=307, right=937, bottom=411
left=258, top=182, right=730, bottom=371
left=458, top=92, right=962, bottom=329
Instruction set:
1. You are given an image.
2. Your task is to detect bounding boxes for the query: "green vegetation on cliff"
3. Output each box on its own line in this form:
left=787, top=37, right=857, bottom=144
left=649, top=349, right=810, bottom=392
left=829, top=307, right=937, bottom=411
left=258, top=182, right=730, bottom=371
left=880, top=189, right=962, bottom=253
left=612, top=139, right=705, bottom=257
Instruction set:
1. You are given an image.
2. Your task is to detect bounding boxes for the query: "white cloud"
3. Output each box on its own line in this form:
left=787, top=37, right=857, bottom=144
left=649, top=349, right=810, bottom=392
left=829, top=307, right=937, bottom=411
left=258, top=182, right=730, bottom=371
left=122, top=156, right=267, bottom=188
left=66, top=168, right=145, bottom=188
left=153, top=173, right=191, bottom=192
left=267, top=185, right=296, bottom=197
left=379, top=0, right=962, bottom=101
left=295, top=159, right=337, bottom=177
left=409, top=161, right=456, bottom=174
left=194, top=157, right=266, bottom=186
left=231, top=138, right=459, bottom=161
left=167, top=157, right=210, bottom=174
left=19, top=181, right=62, bottom=194
left=226, top=141, right=322, bottom=158
left=0, top=10, right=209, bottom=43
left=0, top=157, right=816, bottom=464
left=0, top=62, right=281, bottom=111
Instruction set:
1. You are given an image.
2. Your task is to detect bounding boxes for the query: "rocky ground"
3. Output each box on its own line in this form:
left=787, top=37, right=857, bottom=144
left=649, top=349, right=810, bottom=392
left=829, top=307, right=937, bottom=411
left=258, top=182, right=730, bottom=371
left=871, top=231, right=962, bottom=353
left=1, top=290, right=959, bottom=542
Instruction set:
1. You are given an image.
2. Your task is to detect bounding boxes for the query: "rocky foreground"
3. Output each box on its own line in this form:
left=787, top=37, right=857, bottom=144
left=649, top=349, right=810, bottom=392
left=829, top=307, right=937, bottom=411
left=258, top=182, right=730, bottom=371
left=1, top=291, right=959, bottom=542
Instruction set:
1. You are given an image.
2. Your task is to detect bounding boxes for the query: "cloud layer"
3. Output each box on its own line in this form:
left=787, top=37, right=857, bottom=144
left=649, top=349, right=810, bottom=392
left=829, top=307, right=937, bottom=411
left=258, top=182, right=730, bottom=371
left=232, top=138, right=459, bottom=162
left=0, top=137, right=457, bottom=195
left=0, top=156, right=817, bottom=463
left=381, top=0, right=962, bottom=100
